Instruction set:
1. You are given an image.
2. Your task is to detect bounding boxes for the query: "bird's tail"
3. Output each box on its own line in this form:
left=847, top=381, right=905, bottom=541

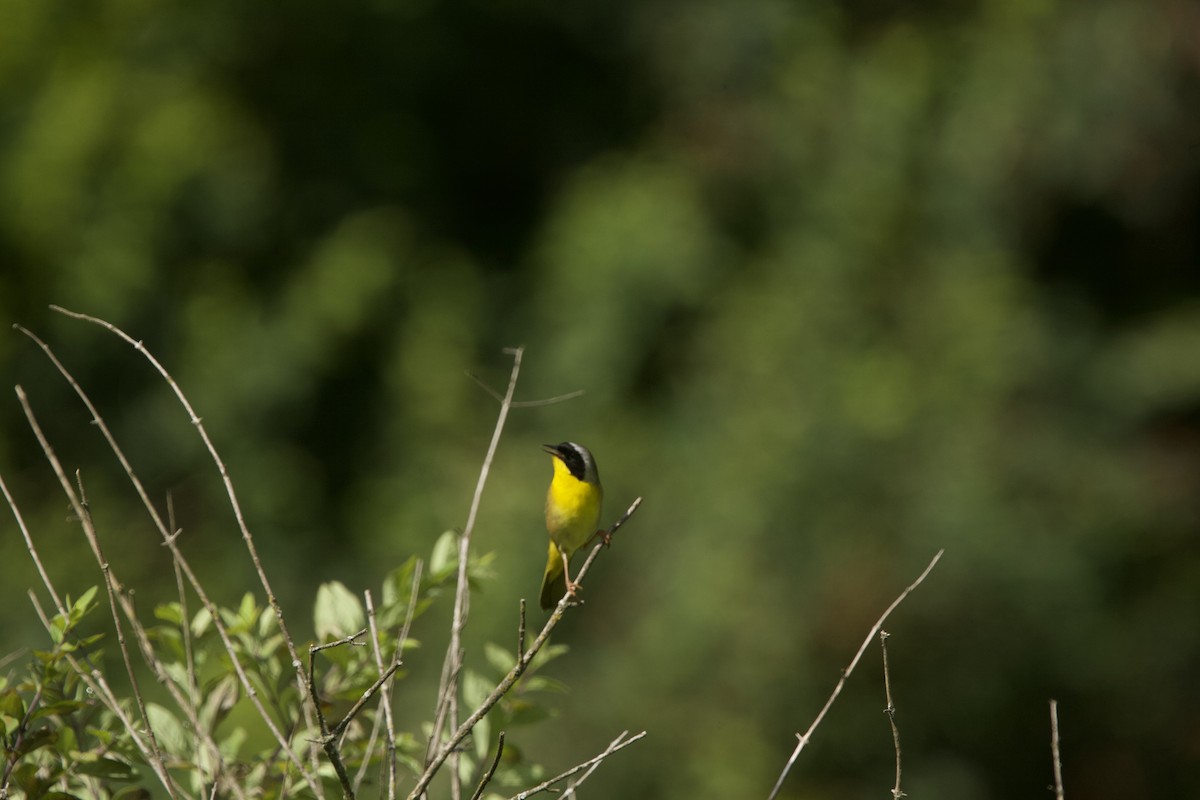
left=539, top=540, right=567, bottom=610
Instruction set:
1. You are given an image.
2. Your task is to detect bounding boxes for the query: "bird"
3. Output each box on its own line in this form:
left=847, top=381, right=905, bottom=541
left=539, top=442, right=603, bottom=610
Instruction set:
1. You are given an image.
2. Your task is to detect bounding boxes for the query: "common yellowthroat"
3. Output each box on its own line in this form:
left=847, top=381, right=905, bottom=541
left=539, top=442, right=603, bottom=610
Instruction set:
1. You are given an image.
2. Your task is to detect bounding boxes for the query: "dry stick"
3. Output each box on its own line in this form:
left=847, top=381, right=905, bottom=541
left=13, top=388, right=181, bottom=799
left=3, top=478, right=166, bottom=792
left=429, top=346, right=525, bottom=800
left=879, top=631, right=904, bottom=800
left=167, top=493, right=200, bottom=704
left=1050, top=699, right=1064, bottom=800
left=1, top=474, right=66, bottom=614
left=49, top=305, right=329, bottom=795
left=469, top=731, right=506, bottom=800
left=357, top=592, right=389, bottom=795
left=408, top=496, right=643, bottom=800
left=560, top=729, right=638, bottom=798
left=516, top=599, right=527, bottom=662
left=509, top=730, right=648, bottom=800
left=17, top=325, right=323, bottom=797
left=303, top=651, right=403, bottom=799
left=767, top=549, right=944, bottom=800
left=465, top=371, right=585, bottom=408
left=75, top=470, right=181, bottom=799
left=362, top=561, right=424, bottom=800
left=19, top=394, right=245, bottom=800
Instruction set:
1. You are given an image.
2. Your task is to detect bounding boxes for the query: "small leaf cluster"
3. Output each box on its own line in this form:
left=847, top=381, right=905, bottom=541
left=1, top=588, right=139, bottom=800
left=4, top=530, right=572, bottom=798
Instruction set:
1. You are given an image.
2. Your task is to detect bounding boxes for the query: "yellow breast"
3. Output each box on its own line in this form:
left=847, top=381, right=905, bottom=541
left=545, top=458, right=602, bottom=556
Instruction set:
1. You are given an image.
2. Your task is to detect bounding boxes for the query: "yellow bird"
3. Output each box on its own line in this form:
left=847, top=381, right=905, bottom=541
left=539, top=442, right=603, bottom=610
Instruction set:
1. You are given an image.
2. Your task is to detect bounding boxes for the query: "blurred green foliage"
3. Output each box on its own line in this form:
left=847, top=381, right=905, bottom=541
left=2, top=0, right=1199, bottom=797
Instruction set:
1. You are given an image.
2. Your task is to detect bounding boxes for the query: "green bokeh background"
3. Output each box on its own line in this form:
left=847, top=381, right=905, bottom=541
left=3, top=0, right=1199, bottom=797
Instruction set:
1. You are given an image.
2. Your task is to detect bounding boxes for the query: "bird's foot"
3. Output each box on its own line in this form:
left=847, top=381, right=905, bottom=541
left=589, top=529, right=613, bottom=548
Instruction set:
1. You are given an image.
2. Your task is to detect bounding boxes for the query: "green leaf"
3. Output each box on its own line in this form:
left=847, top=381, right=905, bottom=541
left=70, top=586, right=99, bottom=625
left=147, top=703, right=190, bottom=756
left=519, top=675, right=567, bottom=694
left=257, top=607, right=276, bottom=638
left=191, top=607, right=212, bottom=637
left=462, top=668, right=492, bottom=710
left=483, top=643, right=516, bottom=675
left=382, top=556, right=419, bottom=607
left=74, top=756, right=138, bottom=781
left=154, top=603, right=183, bottom=625
left=473, top=717, right=490, bottom=761
left=506, top=698, right=554, bottom=727
left=241, top=592, right=259, bottom=623
left=32, top=699, right=89, bottom=719
left=314, top=581, right=365, bottom=640
left=429, top=530, right=459, bottom=577
left=199, top=674, right=239, bottom=730
left=110, top=789, right=151, bottom=800
left=0, top=687, right=24, bottom=719
left=55, top=724, right=78, bottom=756
left=13, top=727, right=57, bottom=757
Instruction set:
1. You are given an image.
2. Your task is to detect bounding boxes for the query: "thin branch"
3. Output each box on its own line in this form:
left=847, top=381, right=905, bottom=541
left=17, top=322, right=322, bottom=796
left=332, top=661, right=402, bottom=740
left=1, top=472, right=66, bottom=614
left=508, top=730, right=647, bottom=800
left=167, top=493, right=200, bottom=702
left=465, top=371, right=584, bottom=408
left=0, top=683, right=43, bottom=797
left=561, top=729, right=637, bottom=798
left=469, top=731, right=505, bottom=800
left=14, top=387, right=180, bottom=799
left=767, top=549, right=944, bottom=800
left=308, top=629, right=369, bottom=800
left=429, top=346, right=524, bottom=800
left=408, top=496, right=643, bottom=800
left=517, top=599, right=527, bottom=663
left=359, top=592, right=388, bottom=796
left=879, top=631, right=905, bottom=799
left=26, top=591, right=169, bottom=787
left=1050, top=699, right=1064, bottom=800
left=18, top=395, right=245, bottom=799
left=8, top=479, right=180, bottom=793
left=48, top=306, right=327, bottom=793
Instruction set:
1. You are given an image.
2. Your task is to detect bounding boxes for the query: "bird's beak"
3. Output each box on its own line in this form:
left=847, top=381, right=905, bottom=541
left=541, top=444, right=560, bottom=457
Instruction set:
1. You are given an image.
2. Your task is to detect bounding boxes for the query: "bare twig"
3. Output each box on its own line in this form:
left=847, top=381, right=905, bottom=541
left=767, top=549, right=944, bottom=800
left=332, top=661, right=402, bottom=741
left=466, top=371, right=584, bottom=408
left=561, top=729, right=638, bottom=798
left=408, top=496, right=643, bottom=800
left=7, top=476, right=191, bottom=795
left=428, top=346, right=525, bottom=800
left=14, top=387, right=180, bottom=799
left=167, top=493, right=200, bottom=702
left=0, top=683, right=43, bottom=797
left=308, top=629, right=370, bottom=799
left=879, top=631, right=905, bottom=799
left=48, top=305, right=327, bottom=794
left=469, top=731, right=506, bottom=800
left=1050, top=699, right=1064, bottom=800
left=18, top=321, right=322, bottom=796
left=1, top=472, right=66, bottom=613
left=360, top=592, right=388, bottom=797
left=517, top=599, right=527, bottom=663
left=509, top=730, right=647, bottom=800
